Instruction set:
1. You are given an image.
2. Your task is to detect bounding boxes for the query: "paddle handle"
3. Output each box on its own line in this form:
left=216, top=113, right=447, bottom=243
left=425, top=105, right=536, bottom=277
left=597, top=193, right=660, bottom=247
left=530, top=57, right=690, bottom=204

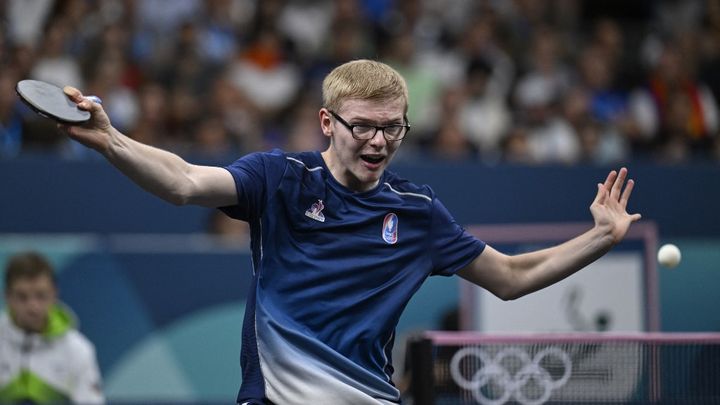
left=84, top=95, right=103, bottom=104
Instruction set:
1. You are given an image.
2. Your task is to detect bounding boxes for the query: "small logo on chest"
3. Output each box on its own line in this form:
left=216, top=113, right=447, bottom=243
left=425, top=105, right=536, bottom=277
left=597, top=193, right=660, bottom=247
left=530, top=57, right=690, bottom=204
left=305, top=199, right=326, bottom=222
left=382, top=213, right=398, bottom=244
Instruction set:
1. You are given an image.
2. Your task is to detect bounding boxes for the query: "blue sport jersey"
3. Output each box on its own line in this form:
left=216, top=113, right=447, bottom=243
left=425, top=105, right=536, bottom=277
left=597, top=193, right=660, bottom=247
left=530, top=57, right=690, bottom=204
left=221, top=150, right=485, bottom=404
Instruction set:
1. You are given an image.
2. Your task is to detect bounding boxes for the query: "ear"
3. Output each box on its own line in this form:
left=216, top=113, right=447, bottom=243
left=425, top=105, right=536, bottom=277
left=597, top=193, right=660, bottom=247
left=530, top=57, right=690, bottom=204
left=319, top=108, right=333, bottom=138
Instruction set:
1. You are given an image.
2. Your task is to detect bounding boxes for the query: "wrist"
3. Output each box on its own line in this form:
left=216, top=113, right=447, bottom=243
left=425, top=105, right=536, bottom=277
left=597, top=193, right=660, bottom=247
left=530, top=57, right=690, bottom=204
left=592, top=222, right=617, bottom=247
left=100, top=127, right=122, bottom=158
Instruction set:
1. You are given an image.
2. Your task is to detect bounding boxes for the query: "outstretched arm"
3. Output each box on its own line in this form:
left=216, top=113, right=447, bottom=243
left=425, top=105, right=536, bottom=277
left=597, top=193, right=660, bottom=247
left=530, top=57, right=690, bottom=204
left=457, top=168, right=642, bottom=300
left=60, top=86, right=237, bottom=207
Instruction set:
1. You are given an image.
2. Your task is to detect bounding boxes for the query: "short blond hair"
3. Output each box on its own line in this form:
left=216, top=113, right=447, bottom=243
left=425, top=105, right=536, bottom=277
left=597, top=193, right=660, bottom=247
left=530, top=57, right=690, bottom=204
left=322, top=59, right=408, bottom=113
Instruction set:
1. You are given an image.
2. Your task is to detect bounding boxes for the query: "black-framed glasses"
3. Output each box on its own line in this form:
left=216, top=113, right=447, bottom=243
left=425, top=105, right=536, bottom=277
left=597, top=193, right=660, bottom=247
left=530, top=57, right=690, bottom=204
left=328, top=110, right=410, bottom=142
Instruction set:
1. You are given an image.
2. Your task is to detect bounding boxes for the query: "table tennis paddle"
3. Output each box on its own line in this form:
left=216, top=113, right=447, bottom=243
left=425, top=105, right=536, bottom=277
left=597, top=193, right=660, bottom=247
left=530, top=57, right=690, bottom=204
left=16, top=80, right=101, bottom=125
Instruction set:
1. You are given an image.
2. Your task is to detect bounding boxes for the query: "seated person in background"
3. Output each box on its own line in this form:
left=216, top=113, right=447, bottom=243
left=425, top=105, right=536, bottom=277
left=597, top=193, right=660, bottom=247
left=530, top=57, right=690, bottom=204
left=0, top=252, right=105, bottom=404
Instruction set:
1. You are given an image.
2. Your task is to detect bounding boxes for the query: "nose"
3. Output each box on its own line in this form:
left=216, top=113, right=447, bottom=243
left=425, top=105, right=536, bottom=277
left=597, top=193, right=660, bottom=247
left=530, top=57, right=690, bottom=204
left=368, top=128, right=387, bottom=147
left=25, top=300, right=44, bottom=316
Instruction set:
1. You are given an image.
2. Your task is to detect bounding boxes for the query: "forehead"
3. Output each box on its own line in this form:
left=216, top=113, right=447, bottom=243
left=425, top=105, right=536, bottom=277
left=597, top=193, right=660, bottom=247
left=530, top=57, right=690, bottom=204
left=337, top=98, right=405, bottom=121
left=7, top=275, right=55, bottom=294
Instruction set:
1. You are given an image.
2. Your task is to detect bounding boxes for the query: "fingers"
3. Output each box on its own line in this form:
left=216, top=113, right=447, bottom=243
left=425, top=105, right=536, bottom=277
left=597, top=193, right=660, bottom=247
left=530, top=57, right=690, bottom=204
left=63, top=86, right=103, bottom=114
left=593, top=183, right=607, bottom=205
left=620, top=178, right=635, bottom=207
left=63, top=86, right=84, bottom=102
left=610, top=167, right=627, bottom=200
left=602, top=167, right=636, bottom=203
left=603, top=170, right=617, bottom=192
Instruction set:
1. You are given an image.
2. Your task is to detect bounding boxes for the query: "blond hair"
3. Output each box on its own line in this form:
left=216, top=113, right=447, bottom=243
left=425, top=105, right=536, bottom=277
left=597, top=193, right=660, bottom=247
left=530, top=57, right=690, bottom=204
left=322, top=59, right=408, bottom=113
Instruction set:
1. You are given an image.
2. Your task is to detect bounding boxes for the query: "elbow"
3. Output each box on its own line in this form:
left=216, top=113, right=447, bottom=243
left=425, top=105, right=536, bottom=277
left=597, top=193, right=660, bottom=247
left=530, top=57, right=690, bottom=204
left=162, top=185, right=193, bottom=206
left=495, top=286, right=524, bottom=301
left=493, top=271, right=530, bottom=301
left=496, top=292, right=516, bottom=301
left=166, top=174, right=204, bottom=206
left=166, top=194, right=189, bottom=206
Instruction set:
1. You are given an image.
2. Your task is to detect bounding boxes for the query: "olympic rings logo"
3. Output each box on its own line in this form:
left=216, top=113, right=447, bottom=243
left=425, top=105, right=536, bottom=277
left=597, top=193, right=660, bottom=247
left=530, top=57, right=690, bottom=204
left=449, top=346, right=572, bottom=405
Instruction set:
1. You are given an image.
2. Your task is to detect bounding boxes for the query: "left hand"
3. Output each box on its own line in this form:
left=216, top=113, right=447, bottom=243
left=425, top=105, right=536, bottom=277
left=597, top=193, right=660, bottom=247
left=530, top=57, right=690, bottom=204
left=590, top=167, right=642, bottom=244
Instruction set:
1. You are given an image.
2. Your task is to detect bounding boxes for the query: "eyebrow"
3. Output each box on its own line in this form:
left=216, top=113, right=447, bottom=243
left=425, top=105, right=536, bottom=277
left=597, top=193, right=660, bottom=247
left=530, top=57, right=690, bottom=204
left=347, top=116, right=405, bottom=125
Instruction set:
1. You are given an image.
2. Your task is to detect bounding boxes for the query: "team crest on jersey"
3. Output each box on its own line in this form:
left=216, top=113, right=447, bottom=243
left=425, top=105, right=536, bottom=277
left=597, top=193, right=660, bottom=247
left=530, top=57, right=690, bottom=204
left=382, top=213, right=398, bottom=244
left=305, top=199, right=326, bottom=222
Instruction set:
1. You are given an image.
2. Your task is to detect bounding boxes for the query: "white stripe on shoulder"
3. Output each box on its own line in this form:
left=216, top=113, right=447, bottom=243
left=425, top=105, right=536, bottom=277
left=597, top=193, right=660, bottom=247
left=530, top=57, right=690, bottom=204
left=383, top=182, right=432, bottom=202
left=286, top=156, right=323, bottom=172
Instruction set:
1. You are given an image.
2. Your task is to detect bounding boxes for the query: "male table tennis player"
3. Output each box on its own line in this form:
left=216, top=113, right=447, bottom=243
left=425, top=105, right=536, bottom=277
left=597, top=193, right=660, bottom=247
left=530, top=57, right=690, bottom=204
left=60, top=60, right=641, bottom=404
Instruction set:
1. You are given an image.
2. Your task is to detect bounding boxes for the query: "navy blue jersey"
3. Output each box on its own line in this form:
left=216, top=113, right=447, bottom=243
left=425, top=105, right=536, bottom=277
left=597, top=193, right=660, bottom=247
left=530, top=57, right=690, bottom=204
left=221, top=150, right=485, bottom=404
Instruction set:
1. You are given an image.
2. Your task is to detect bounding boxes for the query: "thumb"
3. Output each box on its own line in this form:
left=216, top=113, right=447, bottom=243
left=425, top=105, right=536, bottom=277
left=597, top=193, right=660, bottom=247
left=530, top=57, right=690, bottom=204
left=593, top=183, right=607, bottom=205
left=63, top=86, right=84, bottom=103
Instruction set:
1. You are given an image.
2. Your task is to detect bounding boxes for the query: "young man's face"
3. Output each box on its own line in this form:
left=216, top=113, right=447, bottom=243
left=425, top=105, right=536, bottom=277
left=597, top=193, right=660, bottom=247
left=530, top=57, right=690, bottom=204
left=5, top=275, right=57, bottom=333
left=320, top=98, right=406, bottom=192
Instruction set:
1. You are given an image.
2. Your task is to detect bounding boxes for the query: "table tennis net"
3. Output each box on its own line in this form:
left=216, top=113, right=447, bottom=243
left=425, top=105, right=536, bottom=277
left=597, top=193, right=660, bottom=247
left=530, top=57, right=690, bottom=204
left=405, top=332, right=720, bottom=405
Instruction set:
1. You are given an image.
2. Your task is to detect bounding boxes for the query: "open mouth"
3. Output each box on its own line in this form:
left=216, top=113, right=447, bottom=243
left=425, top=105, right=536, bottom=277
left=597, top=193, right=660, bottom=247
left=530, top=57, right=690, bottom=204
left=361, top=155, right=385, bottom=165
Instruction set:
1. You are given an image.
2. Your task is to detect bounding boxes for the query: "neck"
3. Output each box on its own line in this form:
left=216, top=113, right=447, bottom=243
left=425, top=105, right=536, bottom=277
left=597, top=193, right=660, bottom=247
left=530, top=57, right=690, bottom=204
left=320, top=150, right=378, bottom=192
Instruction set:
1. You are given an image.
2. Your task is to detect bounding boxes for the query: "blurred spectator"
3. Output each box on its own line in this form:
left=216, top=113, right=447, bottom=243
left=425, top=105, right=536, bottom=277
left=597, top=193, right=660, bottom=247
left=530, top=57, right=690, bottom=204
left=574, top=44, right=629, bottom=129
left=84, top=50, right=140, bottom=134
left=458, top=57, right=511, bottom=159
left=561, top=86, right=629, bottom=164
left=285, top=94, right=328, bottom=153
left=277, top=0, right=334, bottom=62
left=1, top=0, right=719, bottom=164
left=502, top=125, right=535, bottom=164
left=29, top=18, right=83, bottom=88
left=0, top=251, right=104, bottom=404
left=129, top=82, right=169, bottom=147
left=5, top=0, right=55, bottom=48
left=303, top=16, right=374, bottom=93
left=0, top=68, right=24, bottom=158
left=458, top=12, right=515, bottom=100
left=193, top=115, right=239, bottom=158
left=207, top=75, right=263, bottom=153
left=166, top=84, right=203, bottom=148
left=514, top=66, right=580, bottom=164
left=429, top=118, right=478, bottom=161
left=515, top=25, right=572, bottom=110
left=228, top=26, right=301, bottom=119
left=131, top=0, right=202, bottom=67
left=196, top=0, right=248, bottom=66
left=629, top=41, right=719, bottom=159
left=383, top=29, right=443, bottom=144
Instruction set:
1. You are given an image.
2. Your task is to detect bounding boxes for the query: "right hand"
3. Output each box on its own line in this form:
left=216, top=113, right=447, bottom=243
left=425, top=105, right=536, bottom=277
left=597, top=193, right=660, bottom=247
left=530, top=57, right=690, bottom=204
left=59, top=86, right=114, bottom=153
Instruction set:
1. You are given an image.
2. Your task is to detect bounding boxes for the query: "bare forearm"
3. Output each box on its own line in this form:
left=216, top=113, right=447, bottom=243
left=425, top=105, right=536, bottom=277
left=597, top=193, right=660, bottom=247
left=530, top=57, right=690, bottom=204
left=507, top=224, right=615, bottom=299
left=460, top=168, right=640, bottom=301
left=101, top=128, right=197, bottom=205
left=62, top=86, right=235, bottom=207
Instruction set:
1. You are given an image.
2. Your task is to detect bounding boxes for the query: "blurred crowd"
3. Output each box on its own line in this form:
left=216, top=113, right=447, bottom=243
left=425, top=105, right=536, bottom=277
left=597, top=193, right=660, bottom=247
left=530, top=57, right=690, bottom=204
left=1, top=0, right=720, bottom=164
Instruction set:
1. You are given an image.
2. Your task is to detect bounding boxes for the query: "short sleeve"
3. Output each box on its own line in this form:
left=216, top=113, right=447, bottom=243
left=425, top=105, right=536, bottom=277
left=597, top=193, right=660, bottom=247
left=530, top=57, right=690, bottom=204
left=219, top=150, right=286, bottom=221
left=429, top=197, right=485, bottom=276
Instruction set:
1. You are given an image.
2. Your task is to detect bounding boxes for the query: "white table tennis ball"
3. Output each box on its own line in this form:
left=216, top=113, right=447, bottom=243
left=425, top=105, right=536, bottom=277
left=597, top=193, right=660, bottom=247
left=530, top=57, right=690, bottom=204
left=658, top=244, right=681, bottom=268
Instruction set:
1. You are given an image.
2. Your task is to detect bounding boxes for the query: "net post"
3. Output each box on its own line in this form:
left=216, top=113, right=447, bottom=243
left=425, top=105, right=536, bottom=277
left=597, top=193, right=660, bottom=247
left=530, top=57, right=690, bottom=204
left=407, top=334, right=435, bottom=405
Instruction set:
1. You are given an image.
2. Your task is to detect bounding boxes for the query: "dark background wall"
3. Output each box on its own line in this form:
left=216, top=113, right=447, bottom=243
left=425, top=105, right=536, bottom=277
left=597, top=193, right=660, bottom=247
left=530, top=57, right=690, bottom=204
left=2, top=156, right=718, bottom=237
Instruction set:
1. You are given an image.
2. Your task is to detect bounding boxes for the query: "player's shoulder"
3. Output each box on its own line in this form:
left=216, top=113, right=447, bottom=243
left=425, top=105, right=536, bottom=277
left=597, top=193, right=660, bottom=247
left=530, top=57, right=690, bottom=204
left=233, top=149, right=321, bottom=171
left=243, top=148, right=290, bottom=165
left=382, top=170, right=435, bottom=205
left=283, top=150, right=325, bottom=172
